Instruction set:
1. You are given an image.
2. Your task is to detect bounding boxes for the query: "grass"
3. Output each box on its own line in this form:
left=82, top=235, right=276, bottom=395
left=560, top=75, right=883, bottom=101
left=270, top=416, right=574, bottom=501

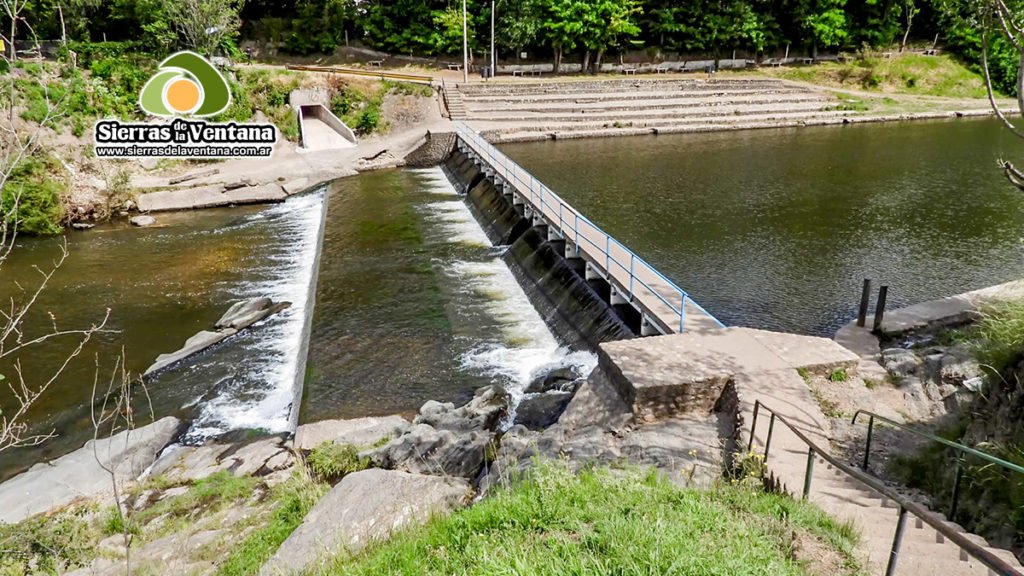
left=215, top=471, right=328, bottom=576
left=969, top=301, right=1024, bottom=376
left=763, top=53, right=989, bottom=99
left=810, top=387, right=844, bottom=419
left=306, top=442, right=371, bottom=483
left=828, top=369, right=848, bottom=383
left=131, top=472, right=259, bottom=539
left=314, top=463, right=862, bottom=576
left=0, top=505, right=103, bottom=574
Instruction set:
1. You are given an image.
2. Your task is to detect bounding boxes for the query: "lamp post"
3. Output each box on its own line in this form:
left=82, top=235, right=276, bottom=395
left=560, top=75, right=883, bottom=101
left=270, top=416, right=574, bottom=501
left=490, top=0, right=496, bottom=75
left=462, top=0, right=468, bottom=82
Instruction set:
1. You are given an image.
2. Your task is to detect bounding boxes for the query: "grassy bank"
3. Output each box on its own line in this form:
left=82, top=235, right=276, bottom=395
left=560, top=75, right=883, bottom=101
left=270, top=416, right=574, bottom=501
left=317, top=464, right=862, bottom=576
left=759, top=53, right=989, bottom=99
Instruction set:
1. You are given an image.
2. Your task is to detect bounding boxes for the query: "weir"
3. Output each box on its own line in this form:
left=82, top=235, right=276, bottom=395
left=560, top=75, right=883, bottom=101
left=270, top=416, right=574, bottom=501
left=448, top=122, right=723, bottom=338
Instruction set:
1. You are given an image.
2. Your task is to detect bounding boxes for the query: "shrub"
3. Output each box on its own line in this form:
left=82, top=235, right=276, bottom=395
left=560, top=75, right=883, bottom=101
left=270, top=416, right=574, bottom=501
left=2, top=154, right=66, bottom=235
left=972, top=301, right=1024, bottom=375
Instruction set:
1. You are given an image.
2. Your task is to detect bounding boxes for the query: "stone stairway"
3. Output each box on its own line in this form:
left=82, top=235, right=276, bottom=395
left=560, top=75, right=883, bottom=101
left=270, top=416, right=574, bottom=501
left=442, top=84, right=468, bottom=120
left=456, top=77, right=849, bottom=142
left=742, top=369, right=1024, bottom=575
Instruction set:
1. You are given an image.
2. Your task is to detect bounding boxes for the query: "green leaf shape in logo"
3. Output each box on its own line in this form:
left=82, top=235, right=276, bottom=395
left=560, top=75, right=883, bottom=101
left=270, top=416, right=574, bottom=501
left=138, top=51, right=232, bottom=117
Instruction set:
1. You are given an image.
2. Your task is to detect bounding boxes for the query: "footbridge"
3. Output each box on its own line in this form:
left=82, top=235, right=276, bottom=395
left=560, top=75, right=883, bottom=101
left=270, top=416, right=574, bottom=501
left=454, top=122, right=723, bottom=335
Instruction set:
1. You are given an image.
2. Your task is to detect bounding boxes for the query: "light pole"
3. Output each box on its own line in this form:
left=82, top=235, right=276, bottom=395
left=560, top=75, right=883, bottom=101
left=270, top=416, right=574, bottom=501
left=490, top=0, right=496, bottom=75
left=462, top=0, right=468, bottom=82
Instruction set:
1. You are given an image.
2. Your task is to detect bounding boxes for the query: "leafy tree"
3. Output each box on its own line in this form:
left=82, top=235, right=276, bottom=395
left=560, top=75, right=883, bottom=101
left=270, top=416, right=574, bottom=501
left=799, top=0, right=849, bottom=56
left=579, top=0, right=643, bottom=72
left=496, top=0, right=543, bottom=54
left=163, top=0, right=244, bottom=56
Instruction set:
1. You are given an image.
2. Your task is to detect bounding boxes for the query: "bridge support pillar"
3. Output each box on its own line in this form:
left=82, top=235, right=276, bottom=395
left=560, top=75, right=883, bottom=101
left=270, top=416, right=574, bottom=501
left=610, top=287, right=629, bottom=306
left=565, top=242, right=581, bottom=259
left=640, top=315, right=665, bottom=336
left=585, top=262, right=603, bottom=281
left=548, top=227, right=563, bottom=242
left=512, top=193, right=524, bottom=207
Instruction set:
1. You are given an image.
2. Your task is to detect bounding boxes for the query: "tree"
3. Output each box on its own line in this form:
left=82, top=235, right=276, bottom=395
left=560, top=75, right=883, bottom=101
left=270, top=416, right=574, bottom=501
left=0, top=0, right=31, bottom=61
left=579, top=0, right=642, bottom=73
left=800, top=0, right=849, bottom=57
left=496, top=0, right=543, bottom=54
left=164, top=0, right=244, bottom=56
left=901, top=0, right=920, bottom=51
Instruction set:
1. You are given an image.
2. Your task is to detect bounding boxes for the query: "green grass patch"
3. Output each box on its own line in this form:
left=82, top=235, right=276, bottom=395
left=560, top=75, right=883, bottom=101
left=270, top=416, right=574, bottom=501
left=0, top=505, right=103, bottom=574
left=969, top=301, right=1024, bottom=375
left=829, top=368, right=849, bottom=382
left=2, top=153, right=67, bottom=235
left=132, top=471, right=259, bottom=539
left=769, top=53, right=989, bottom=99
left=215, top=472, right=328, bottom=576
left=306, top=442, right=370, bottom=483
left=315, top=463, right=861, bottom=575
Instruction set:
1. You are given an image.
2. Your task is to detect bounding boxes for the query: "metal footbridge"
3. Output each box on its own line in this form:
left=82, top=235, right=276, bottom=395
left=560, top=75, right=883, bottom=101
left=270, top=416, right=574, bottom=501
left=454, top=122, right=723, bottom=335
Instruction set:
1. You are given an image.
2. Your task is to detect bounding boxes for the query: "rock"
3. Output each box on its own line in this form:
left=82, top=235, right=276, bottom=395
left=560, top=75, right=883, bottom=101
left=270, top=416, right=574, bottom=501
left=370, top=423, right=491, bottom=479
left=260, top=469, right=469, bottom=575
left=223, top=436, right=289, bottom=477
left=963, top=376, right=984, bottom=393
left=881, top=348, right=921, bottom=377
left=282, top=177, right=309, bottom=195
left=514, top=391, right=574, bottom=430
left=294, top=416, right=410, bottom=451
left=224, top=178, right=257, bottom=191
left=0, top=417, right=183, bottom=524
left=123, top=199, right=136, bottom=211
left=145, top=330, right=234, bottom=376
left=524, top=367, right=582, bottom=394
left=215, top=297, right=284, bottom=330
left=130, top=215, right=157, bottom=227
left=137, top=157, right=160, bottom=170
left=414, top=384, right=508, bottom=433
left=145, top=299, right=290, bottom=376
left=71, top=222, right=95, bottom=230
left=940, top=347, right=983, bottom=386
left=148, top=435, right=291, bottom=482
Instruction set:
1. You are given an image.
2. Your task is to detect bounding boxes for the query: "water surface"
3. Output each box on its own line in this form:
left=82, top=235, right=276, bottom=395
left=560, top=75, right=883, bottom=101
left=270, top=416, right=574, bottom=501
left=501, top=118, right=1024, bottom=335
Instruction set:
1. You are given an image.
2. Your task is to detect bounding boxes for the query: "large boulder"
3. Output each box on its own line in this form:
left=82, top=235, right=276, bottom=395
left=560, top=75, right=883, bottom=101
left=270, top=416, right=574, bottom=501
left=0, top=417, right=183, bottom=524
left=514, top=391, right=574, bottom=430
left=146, top=434, right=293, bottom=483
left=369, top=423, right=491, bottom=478
left=881, top=348, right=921, bottom=378
left=294, top=416, right=410, bottom=451
left=259, top=468, right=470, bottom=575
left=524, top=367, right=583, bottom=395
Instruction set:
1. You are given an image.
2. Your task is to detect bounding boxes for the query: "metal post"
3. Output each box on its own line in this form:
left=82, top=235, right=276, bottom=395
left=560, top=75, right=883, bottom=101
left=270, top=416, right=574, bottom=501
left=862, top=414, right=874, bottom=471
left=857, top=279, right=871, bottom=327
left=764, top=413, right=776, bottom=463
left=885, top=507, right=909, bottom=576
left=462, top=0, right=469, bottom=83
left=605, top=236, right=611, bottom=271
left=629, top=254, right=635, bottom=297
left=802, top=447, right=815, bottom=499
left=949, top=460, right=964, bottom=520
left=490, top=0, right=496, bottom=74
left=747, top=403, right=760, bottom=452
left=873, top=285, right=888, bottom=332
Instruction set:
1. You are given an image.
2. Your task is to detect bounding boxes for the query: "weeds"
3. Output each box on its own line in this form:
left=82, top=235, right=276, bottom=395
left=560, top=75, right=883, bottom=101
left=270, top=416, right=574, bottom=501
left=306, top=442, right=370, bottom=483
left=829, top=368, right=849, bottom=382
left=970, top=301, right=1024, bottom=375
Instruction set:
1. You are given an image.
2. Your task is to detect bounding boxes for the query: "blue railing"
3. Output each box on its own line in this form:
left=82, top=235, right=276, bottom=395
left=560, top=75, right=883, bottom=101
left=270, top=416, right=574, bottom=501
left=454, top=122, right=723, bottom=333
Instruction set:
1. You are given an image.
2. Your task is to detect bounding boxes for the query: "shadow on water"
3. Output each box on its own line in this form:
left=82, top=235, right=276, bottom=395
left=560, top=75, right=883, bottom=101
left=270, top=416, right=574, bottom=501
left=500, top=118, right=1024, bottom=335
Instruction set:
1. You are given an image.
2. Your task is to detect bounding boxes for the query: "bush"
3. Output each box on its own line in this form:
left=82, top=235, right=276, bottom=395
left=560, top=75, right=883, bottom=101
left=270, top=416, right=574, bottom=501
left=306, top=442, right=369, bottom=482
left=2, top=155, right=66, bottom=235
left=972, top=301, right=1024, bottom=375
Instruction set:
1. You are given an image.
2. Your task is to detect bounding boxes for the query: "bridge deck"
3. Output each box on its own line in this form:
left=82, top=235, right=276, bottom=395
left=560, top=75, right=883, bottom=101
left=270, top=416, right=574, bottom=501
left=455, top=122, right=722, bottom=334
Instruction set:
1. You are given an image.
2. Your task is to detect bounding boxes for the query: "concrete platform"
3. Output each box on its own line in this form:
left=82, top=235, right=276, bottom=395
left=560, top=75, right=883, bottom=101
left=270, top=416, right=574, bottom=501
left=600, top=327, right=858, bottom=421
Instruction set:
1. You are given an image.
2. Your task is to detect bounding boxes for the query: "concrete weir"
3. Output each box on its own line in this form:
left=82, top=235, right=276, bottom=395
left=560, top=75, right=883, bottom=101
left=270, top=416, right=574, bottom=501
left=443, top=122, right=722, bottom=346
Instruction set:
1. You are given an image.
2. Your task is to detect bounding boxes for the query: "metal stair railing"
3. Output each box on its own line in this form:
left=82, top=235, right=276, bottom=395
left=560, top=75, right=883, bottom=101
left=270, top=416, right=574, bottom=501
left=748, top=401, right=1021, bottom=576
left=851, top=409, right=1024, bottom=522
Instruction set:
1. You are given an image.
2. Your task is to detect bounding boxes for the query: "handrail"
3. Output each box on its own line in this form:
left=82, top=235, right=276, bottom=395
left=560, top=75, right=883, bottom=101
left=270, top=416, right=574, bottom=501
left=453, top=121, right=724, bottom=333
left=851, top=409, right=1024, bottom=522
left=749, top=401, right=1021, bottom=576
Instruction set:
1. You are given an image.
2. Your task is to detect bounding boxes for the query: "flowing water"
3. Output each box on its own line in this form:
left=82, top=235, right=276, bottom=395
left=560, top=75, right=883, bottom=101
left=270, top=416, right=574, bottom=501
left=501, top=118, right=1024, bottom=335
left=0, top=192, right=324, bottom=481
left=301, top=167, right=595, bottom=423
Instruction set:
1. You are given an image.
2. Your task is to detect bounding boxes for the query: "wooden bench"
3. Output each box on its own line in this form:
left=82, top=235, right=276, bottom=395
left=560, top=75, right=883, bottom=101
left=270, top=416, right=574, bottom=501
left=800, top=57, right=814, bottom=65
left=368, top=60, right=384, bottom=67
left=447, top=63, right=462, bottom=71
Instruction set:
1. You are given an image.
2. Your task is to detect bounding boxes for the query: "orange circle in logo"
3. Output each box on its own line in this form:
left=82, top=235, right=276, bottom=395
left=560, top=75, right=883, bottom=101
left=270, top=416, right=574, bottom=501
left=165, top=78, right=201, bottom=113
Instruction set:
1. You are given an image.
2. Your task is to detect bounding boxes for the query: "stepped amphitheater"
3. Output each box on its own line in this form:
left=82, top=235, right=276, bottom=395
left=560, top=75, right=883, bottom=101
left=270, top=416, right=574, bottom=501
left=448, top=77, right=854, bottom=142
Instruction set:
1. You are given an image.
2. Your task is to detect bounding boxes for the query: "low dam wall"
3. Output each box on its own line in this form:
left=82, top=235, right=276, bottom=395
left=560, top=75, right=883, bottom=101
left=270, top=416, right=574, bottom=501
left=442, top=123, right=723, bottom=346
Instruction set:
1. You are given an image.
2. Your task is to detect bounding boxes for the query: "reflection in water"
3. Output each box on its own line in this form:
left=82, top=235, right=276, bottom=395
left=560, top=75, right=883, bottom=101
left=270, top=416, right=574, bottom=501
left=502, top=118, right=1024, bottom=335
left=302, top=167, right=594, bottom=423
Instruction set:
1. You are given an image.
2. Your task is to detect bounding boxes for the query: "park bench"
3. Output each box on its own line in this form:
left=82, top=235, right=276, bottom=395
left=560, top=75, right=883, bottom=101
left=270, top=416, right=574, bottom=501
left=622, top=68, right=637, bottom=75
left=368, top=59, right=384, bottom=67
left=655, top=65, right=671, bottom=74
left=447, top=63, right=462, bottom=71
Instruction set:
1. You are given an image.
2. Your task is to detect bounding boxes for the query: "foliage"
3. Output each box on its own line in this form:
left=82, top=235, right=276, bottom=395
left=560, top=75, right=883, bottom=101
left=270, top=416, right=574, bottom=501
left=316, top=463, right=861, bottom=575
left=215, top=471, right=328, bottom=576
left=132, top=471, right=258, bottom=529
left=1, top=154, right=66, bottom=236
left=971, top=301, right=1024, bottom=375
left=829, top=368, right=848, bottom=382
left=306, top=442, right=370, bottom=482
left=0, top=505, right=102, bottom=574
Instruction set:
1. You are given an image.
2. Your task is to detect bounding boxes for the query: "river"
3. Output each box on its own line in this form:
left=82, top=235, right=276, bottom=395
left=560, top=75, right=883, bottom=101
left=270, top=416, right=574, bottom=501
left=500, top=118, right=1024, bottom=335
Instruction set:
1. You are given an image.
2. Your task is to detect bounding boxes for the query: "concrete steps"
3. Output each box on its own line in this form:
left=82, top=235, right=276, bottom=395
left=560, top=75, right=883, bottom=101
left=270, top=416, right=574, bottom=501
left=466, top=100, right=834, bottom=123
left=443, top=86, right=468, bottom=120
left=457, top=77, right=797, bottom=96
left=742, top=371, right=1024, bottom=575
left=463, top=88, right=811, bottom=105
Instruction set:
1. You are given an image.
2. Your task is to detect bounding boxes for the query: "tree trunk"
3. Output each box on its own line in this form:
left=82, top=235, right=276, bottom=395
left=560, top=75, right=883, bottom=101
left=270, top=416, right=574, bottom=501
left=594, top=48, right=605, bottom=74
left=553, top=46, right=562, bottom=74
left=901, top=13, right=913, bottom=52
left=582, top=49, right=590, bottom=74
left=1017, top=46, right=1024, bottom=121
left=8, top=18, right=15, bottom=62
